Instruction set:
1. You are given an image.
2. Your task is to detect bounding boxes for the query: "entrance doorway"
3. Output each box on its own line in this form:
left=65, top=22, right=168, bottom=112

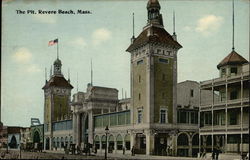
left=135, top=133, right=146, bottom=154
left=154, top=134, right=167, bottom=156
left=45, top=138, right=50, bottom=150
left=9, top=135, right=17, bottom=149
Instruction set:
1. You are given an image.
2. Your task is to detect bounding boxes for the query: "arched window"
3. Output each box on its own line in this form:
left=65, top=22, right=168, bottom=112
left=177, top=133, right=189, bottom=146
left=116, top=134, right=123, bottom=150
left=192, top=134, right=199, bottom=146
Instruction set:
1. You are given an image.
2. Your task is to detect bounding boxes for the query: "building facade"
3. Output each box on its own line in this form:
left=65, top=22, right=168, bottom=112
left=70, top=0, right=199, bottom=157
left=39, top=0, right=249, bottom=158
left=42, top=58, right=74, bottom=150
left=200, top=50, right=249, bottom=154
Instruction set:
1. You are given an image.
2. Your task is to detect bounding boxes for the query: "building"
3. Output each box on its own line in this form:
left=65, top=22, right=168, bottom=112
left=0, top=126, right=8, bottom=148
left=89, top=0, right=203, bottom=157
left=200, top=50, right=249, bottom=154
left=42, top=58, right=74, bottom=150
left=7, top=127, right=22, bottom=150
left=40, top=0, right=249, bottom=158
left=67, top=0, right=200, bottom=157
left=20, top=127, right=31, bottom=149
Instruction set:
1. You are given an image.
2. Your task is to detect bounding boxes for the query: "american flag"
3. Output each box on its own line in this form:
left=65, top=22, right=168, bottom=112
left=48, top=39, right=58, bottom=46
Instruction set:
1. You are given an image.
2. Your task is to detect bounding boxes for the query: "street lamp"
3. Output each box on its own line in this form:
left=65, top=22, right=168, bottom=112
left=104, top=126, right=109, bottom=160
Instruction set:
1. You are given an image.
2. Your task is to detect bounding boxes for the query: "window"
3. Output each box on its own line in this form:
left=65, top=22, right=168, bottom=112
left=221, top=113, right=225, bottom=125
left=229, top=112, right=237, bottom=125
left=228, top=135, right=240, bottom=144
left=139, top=93, right=141, bottom=100
left=191, top=112, right=198, bottom=124
left=159, top=58, right=168, bottom=63
left=139, top=75, right=141, bottom=83
left=221, top=68, right=226, bottom=77
left=204, top=112, right=212, bottom=125
left=178, top=110, right=188, bottom=123
left=231, top=67, right=237, bottom=75
left=137, top=60, right=143, bottom=65
left=162, top=74, right=166, bottom=81
left=230, top=91, right=238, bottom=100
left=220, top=92, right=226, bottom=101
left=190, top=89, right=194, bottom=97
left=160, top=109, right=166, bottom=123
left=138, top=110, right=142, bottom=123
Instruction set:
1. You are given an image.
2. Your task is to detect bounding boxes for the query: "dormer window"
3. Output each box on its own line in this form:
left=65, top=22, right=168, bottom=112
left=230, top=67, right=237, bottom=75
left=221, top=68, right=226, bottom=77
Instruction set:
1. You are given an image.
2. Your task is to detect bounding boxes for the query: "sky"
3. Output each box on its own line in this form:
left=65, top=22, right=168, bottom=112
left=1, top=0, right=249, bottom=127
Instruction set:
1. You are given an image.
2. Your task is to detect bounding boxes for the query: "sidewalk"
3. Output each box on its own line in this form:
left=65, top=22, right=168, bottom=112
left=45, top=150, right=197, bottom=159
left=44, top=150, right=243, bottom=160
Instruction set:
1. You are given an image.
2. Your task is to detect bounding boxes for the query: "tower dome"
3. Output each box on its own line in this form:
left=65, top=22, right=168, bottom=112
left=53, top=58, right=62, bottom=75
left=53, top=58, right=62, bottom=66
left=147, top=0, right=160, bottom=9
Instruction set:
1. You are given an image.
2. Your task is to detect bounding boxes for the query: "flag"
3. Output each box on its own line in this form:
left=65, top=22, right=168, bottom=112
left=48, top=39, right=58, bottom=46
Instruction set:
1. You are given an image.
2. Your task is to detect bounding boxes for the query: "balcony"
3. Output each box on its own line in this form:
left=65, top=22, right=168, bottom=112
left=200, top=71, right=249, bottom=89
left=200, top=124, right=248, bottom=134
left=200, top=97, right=249, bottom=110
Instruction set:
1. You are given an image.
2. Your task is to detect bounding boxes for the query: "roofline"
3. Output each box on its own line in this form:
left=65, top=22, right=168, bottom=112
left=177, top=80, right=199, bottom=84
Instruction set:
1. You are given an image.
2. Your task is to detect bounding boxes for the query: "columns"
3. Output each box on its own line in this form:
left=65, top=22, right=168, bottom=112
left=211, top=80, right=214, bottom=150
left=88, top=111, right=94, bottom=145
left=198, top=85, right=201, bottom=156
left=188, top=137, right=192, bottom=157
left=130, top=133, right=136, bottom=150
left=146, top=130, right=154, bottom=155
left=172, top=134, right=177, bottom=156
left=76, top=113, right=80, bottom=146
left=225, top=78, right=228, bottom=152
left=240, top=74, right=243, bottom=155
left=73, top=113, right=77, bottom=144
left=114, top=140, right=117, bottom=153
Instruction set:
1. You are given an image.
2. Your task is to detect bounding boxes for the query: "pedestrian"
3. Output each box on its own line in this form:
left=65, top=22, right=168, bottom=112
left=212, top=149, right=215, bottom=160
left=131, top=146, right=135, bottom=156
left=122, top=146, right=126, bottom=155
left=76, top=145, right=80, bottom=155
left=215, top=147, right=220, bottom=160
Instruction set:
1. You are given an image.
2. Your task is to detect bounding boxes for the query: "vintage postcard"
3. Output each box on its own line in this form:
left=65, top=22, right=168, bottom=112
left=1, top=0, right=249, bottom=159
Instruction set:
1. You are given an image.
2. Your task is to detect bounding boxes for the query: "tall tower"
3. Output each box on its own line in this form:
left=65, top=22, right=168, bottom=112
left=126, top=0, right=182, bottom=155
left=42, top=58, right=73, bottom=150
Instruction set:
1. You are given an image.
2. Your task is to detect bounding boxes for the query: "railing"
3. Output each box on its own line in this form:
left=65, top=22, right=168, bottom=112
left=200, top=71, right=250, bottom=86
left=200, top=97, right=249, bottom=108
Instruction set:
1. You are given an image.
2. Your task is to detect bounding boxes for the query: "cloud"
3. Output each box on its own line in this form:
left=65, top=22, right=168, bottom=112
left=183, top=26, right=191, bottom=32
left=195, top=15, right=223, bottom=36
left=12, top=48, right=41, bottom=74
left=26, top=64, right=42, bottom=73
left=92, top=28, right=111, bottom=45
left=32, top=14, right=56, bottom=24
left=12, top=48, right=32, bottom=63
left=70, top=37, right=87, bottom=47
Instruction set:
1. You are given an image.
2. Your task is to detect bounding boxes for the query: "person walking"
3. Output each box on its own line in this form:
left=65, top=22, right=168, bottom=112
left=122, top=146, right=126, bottom=155
left=215, top=147, right=220, bottom=160
left=212, top=149, right=215, bottom=160
left=131, top=146, right=135, bottom=156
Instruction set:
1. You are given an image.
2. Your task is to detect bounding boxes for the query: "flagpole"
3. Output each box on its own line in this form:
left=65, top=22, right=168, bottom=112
left=57, top=39, right=59, bottom=59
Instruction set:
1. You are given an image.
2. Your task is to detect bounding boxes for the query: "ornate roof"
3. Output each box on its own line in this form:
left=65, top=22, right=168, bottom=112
left=126, top=26, right=182, bottom=52
left=217, top=50, right=248, bottom=69
left=53, top=58, right=62, bottom=65
left=147, top=0, right=160, bottom=9
left=42, top=76, right=73, bottom=89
